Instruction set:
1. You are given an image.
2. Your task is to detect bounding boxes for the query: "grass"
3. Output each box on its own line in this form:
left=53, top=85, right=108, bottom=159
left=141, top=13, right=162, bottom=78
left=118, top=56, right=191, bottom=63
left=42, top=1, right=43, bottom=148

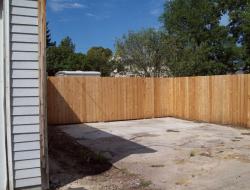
left=190, top=150, right=196, bottom=157
left=139, top=180, right=152, bottom=187
left=151, top=164, right=165, bottom=168
left=175, top=178, right=190, bottom=186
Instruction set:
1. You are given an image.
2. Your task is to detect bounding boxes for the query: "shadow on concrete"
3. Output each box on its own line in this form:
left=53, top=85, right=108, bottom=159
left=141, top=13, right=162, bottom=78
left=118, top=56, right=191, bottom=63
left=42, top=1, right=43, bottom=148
left=48, top=124, right=156, bottom=189
left=47, top=79, right=156, bottom=189
left=61, top=123, right=157, bottom=163
left=48, top=126, right=111, bottom=189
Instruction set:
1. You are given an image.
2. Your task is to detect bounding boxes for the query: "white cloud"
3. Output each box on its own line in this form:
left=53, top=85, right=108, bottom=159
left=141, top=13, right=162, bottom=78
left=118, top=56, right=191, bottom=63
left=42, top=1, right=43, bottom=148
left=150, top=8, right=161, bottom=16
left=49, top=0, right=87, bottom=12
left=86, top=13, right=96, bottom=17
left=149, top=0, right=165, bottom=17
left=85, top=12, right=110, bottom=21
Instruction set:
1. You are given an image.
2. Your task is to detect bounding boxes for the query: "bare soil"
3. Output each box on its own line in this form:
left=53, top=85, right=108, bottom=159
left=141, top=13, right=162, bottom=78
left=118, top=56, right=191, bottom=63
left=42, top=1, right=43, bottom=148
left=48, top=126, right=156, bottom=190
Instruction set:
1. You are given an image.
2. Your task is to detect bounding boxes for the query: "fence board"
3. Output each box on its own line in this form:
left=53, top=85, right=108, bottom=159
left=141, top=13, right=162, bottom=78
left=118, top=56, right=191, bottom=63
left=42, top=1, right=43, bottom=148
left=47, top=75, right=250, bottom=128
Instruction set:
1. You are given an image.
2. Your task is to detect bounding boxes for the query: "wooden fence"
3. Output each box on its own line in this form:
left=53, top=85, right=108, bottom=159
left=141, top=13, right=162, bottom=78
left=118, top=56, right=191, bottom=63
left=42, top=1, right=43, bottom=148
left=47, top=75, right=250, bottom=128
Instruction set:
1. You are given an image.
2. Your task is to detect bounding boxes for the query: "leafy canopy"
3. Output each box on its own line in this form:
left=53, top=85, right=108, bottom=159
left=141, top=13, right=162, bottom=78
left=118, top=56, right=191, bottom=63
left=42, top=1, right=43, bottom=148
left=46, top=37, right=87, bottom=76
left=86, top=47, right=113, bottom=76
left=160, top=0, right=241, bottom=76
left=115, top=28, right=169, bottom=77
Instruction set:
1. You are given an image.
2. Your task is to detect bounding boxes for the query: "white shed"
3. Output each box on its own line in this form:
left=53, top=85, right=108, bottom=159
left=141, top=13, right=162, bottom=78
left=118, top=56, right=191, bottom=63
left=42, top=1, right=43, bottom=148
left=0, top=0, right=48, bottom=189
left=56, top=71, right=101, bottom=77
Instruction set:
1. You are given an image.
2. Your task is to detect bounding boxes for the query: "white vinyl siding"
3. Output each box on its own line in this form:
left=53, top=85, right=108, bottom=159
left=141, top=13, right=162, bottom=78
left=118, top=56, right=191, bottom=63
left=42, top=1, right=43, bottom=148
left=0, top=0, right=8, bottom=189
left=11, top=0, right=38, bottom=8
left=12, top=61, right=39, bottom=70
left=14, top=150, right=40, bottom=161
left=14, top=134, right=40, bottom=143
left=12, top=106, right=39, bottom=116
left=11, top=33, right=38, bottom=42
left=11, top=7, right=38, bottom=17
left=11, top=43, right=39, bottom=52
left=11, top=24, right=38, bottom=34
left=12, top=97, right=39, bottom=106
left=11, top=70, right=39, bottom=79
left=14, top=141, right=40, bottom=152
left=15, top=178, right=41, bottom=189
left=12, top=115, right=40, bottom=125
left=11, top=15, right=38, bottom=26
left=14, top=159, right=40, bottom=170
left=13, top=125, right=40, bottom=134
left=12, top=88, right=39, bottom=97
left=12, top=79, right=39, bottom=88
left=9, top=0, right=41, bottom=189
left=15, top=168, right=41, bottom=180
left=11, top=52, right=38, bottom=61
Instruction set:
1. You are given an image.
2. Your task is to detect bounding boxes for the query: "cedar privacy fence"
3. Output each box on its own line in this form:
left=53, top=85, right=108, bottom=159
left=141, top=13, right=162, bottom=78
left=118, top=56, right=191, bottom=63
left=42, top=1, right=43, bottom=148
left=47, top=74, right=250, bottom=128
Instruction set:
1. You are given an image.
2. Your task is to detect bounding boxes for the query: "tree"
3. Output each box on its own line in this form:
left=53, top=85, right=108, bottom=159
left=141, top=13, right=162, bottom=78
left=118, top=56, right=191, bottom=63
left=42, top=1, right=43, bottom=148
left=86, top=47, right=113, bottom=76
left=160, top=0, right=240, bottom=76
left=47, top=36, right=86, bottom=75
left=219, top=0, right=250, bottom=72
left=242, top=5, right=250, bottom=72
left=46, top=22, right=56, bottom=48
left=115, top=28, right=169, bottom=77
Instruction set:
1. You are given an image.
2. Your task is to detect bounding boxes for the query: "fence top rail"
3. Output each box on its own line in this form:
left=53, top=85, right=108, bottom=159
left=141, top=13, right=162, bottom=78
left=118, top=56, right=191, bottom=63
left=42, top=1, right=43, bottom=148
left=48, top=73, right=249, bottom=80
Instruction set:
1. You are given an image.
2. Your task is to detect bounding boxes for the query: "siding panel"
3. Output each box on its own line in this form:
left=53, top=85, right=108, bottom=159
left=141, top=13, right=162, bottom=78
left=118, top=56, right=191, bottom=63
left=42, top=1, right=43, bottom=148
left=14, top=150, right=40, bottom=161
left=12, top=88, right=39, bottom=97
left=14, top=141, right=40, bottom=152
left=11, top=0, right=38, bottom=8
left=12, top=97, right=39, bottom=106
left=11, top=7, right=38, bottom=17
left=11, top=52, right=38, bottom=61
left=14, top=133, right=40, bottom=143
left=17, top=186, right=42, bottom=190
left=11, top=15, right=38, bottom=26
left=12, top=79, right=39, bottom=87
left=13, top=125, right=40, bottom=134
left=11, top=70, right=39, bottom=79
left=11, top=33, right=38, bottom=43
left=14, top=159, right=40, bottom=170
left=15, top=177, right=41, bottom=188
left=9, top=0, right=42, bottom=188
left=11, top=43, right=38, bottom=52
left=12, top=115, right=39, bottom=125
left=12, top=106, right=39, bottom=116
left=12, top=61, right=39, bottom=70
left=15, top=168, right=41, bottom=179
left=11, top=24, right=38, bottom=34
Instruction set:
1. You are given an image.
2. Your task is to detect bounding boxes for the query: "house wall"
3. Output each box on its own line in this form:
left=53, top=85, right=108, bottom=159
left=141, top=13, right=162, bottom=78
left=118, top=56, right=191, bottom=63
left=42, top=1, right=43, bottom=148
left=0, top=0, right=8, bottom=189
left=8, top=0, right=43, bottom=189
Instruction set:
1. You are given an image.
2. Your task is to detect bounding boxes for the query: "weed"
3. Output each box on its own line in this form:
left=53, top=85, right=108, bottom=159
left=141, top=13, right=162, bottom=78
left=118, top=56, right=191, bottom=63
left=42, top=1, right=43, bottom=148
left=140, top=180, right=152, bottom=187
left=190, top=150, right=196, bottom=157
left=151, top=164, right=165, bottom=167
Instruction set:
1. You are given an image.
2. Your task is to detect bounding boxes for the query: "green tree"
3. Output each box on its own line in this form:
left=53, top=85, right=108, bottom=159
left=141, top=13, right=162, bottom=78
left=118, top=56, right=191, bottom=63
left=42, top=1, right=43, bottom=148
left=243, top=5, right=250, bottom=72
left=115, top=28, right=169, bottom=77
left=86, top=47, right=113, bottom=76
left=160, top=0, right=240, bottom=76
left=46, top=22, right=56, bottom=48
left=47, top=37, right=86, bottom=75
left=219, top=0, right=250, bottom=72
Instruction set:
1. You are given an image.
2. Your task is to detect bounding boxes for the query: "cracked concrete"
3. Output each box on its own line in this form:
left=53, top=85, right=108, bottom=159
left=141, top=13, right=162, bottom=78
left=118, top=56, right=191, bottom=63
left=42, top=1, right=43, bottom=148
left=60, top=117, right=250, bottom=190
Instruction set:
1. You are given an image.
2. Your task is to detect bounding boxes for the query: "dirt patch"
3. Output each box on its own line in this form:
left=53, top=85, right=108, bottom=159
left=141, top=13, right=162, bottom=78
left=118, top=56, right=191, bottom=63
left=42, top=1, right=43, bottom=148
left=150, top=164, right=165, bottom=168
left=222, top=153, right=250, bottom=163
left=48, top=126, right=156, bottom=190
left=129, top=133, right=159, bottom=141
left=242, top=133, right=250, bottom=136
left=166, top=129, right=180, bottom=133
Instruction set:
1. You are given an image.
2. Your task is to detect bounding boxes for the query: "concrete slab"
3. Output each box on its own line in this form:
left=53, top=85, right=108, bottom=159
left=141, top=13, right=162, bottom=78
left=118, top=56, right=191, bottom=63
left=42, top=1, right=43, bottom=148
left=60, top=117, right=250, bottom=190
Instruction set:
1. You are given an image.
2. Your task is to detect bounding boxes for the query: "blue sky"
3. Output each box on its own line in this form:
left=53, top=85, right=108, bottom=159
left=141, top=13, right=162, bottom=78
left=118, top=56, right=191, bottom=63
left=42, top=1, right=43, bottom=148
left=47, top=0, right=165, bottom=53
